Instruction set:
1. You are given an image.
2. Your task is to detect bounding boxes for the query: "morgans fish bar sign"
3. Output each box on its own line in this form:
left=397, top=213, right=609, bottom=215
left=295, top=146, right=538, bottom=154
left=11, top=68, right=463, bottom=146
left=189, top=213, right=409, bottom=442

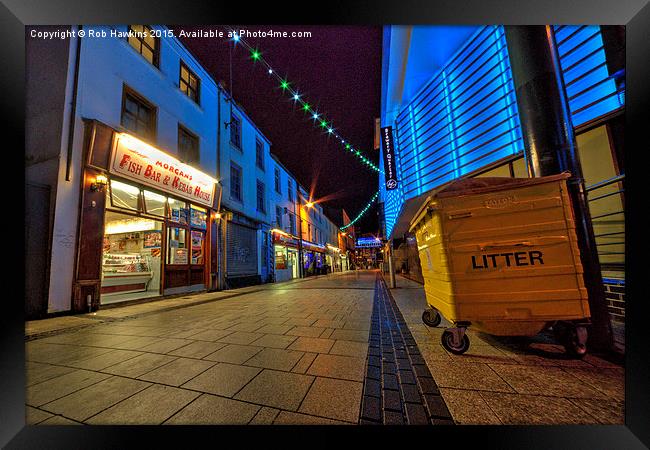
left=110, top=133, right=217, bottom=207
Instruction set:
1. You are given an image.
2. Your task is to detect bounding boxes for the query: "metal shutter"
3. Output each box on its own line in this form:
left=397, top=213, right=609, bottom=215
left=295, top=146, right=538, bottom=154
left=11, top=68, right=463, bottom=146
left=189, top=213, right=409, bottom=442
left=226, top=222, right=258, bottom=276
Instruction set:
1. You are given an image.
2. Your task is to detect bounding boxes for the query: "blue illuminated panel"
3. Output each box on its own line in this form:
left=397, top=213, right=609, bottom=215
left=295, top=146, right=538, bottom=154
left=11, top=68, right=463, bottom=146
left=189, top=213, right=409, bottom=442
left=381, top=25, right=623, bottom=238
left=553, top=25, right=624, bottom=127
left=394, top=25, right=524, bottom=201
left=379, top=147, right=403, bottom=238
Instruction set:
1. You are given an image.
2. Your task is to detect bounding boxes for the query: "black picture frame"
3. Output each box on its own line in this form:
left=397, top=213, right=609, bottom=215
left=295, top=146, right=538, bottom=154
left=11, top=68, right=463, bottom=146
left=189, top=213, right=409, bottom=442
left=7, top=0, right=649, bottom=447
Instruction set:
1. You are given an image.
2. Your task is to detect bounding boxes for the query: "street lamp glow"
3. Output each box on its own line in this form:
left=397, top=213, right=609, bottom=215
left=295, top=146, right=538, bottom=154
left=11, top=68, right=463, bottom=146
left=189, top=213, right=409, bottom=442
left=305, top=202, right=314, bottom=208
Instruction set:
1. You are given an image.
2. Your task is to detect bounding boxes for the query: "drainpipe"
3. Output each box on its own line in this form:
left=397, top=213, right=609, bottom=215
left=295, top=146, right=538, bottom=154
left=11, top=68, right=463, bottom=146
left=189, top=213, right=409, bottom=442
left=504, top=25, right=613, bottom=351
left=65, top=25, right=82, bottom=181
left=296, top=190, right=304, bottom=278
left=216, top=84, right=223, bottom=290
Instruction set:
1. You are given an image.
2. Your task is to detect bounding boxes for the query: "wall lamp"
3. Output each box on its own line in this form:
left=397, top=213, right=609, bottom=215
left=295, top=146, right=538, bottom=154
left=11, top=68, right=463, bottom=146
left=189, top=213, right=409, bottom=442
left=90, top=174, right=108, bottom=192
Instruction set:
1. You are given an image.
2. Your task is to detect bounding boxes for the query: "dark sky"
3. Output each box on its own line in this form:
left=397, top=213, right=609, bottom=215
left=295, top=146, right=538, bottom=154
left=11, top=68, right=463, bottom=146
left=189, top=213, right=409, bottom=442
left=176, top=25, right=382, bottom=233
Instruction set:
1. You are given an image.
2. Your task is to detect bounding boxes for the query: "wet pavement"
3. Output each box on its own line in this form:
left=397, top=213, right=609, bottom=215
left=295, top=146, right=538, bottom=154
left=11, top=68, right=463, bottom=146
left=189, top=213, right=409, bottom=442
left=24, top=270, right=624, bottom=425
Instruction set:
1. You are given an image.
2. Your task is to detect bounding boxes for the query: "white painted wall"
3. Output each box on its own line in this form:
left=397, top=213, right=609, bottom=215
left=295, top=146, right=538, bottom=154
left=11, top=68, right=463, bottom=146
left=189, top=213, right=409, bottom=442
left=218, top=96, right=272, bottom=225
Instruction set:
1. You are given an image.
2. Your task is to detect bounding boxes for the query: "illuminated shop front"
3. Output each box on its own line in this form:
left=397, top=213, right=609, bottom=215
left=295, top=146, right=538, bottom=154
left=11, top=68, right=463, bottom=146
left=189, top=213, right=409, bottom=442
left=302, top=241, right=327, bottom=276
left=271, top=229, right=300, bottom=282
left=74, top=122, right=218, bottom=309
left=326, top=244, right=342, bottom=273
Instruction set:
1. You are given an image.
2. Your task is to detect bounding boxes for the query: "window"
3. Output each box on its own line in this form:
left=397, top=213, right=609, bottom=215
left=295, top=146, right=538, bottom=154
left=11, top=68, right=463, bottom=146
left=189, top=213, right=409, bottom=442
left=179, top=61, right=200, bottom=104
left=178, top=125, right=199, bottom=166
left=167, top=227, right=187, bottom=264
left=127, top=25, right=159, bottom=67
left=256, top=139, right=264, bottom=170
left=274, top=167, right=281, bottom=194
left=167, top=198, right=188, bottom=224
left=143, top=190, right=166, bottom=216
left=230, top=115, right=242, bottom=150
left=110, top=180, right=142, bottom=211
left=287, top=179, right=294, bottom=202
left=230, top=162, right=242, bottom=202
left=275, top=206, right=283, bottom=228
left=190, top=205, right=207, bottom=229
left=191, top=230, right=204, bottom=264
left=256, top=180, right=266, bottom=213
left=121, top=87, right=156, bottom=142
left=289, top=214, right=296, bottom=235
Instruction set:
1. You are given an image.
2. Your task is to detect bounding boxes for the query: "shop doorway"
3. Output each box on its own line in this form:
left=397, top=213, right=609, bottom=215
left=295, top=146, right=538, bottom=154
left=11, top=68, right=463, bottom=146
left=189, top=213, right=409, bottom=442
left=101, top=210, right=163, bottom=304
left=288, top=249, right=299, bottom=279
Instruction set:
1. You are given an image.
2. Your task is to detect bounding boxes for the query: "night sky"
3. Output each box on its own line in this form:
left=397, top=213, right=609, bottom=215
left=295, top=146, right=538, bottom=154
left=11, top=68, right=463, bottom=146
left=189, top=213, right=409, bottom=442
left=176, top=25, right=382, bottom=233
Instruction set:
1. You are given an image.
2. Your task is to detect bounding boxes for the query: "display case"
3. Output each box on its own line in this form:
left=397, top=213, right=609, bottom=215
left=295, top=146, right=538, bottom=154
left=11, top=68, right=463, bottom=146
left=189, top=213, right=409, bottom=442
left=101, top=253, right=154, bottom=295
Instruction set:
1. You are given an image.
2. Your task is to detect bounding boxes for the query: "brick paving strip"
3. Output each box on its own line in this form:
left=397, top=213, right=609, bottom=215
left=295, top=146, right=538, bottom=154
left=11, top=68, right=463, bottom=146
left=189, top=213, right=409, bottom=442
left=359, top=273, right=454, bottom=425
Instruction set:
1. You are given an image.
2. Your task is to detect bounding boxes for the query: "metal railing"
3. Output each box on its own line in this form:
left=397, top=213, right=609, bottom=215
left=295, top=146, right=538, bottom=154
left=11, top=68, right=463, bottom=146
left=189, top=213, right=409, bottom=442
left=585, top=173, right=625, bottom=269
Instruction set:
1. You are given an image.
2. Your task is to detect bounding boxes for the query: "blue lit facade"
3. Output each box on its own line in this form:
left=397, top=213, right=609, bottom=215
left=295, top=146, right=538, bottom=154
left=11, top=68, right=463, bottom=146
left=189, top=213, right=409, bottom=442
left=380, top=25, right=625, bottom=239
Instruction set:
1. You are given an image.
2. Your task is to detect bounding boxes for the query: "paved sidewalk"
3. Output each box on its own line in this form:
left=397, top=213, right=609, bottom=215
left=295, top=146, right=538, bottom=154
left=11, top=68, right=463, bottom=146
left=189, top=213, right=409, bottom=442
left=388, top=274, right=625, bottom=425
left=25, top=271, right=374, bottom=425
left=25, top=275, right=330, bottom=339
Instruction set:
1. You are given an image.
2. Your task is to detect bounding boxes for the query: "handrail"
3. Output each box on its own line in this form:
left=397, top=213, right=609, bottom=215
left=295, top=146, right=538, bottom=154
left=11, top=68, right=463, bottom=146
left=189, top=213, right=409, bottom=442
left=585, top=173, right=625, bottom=192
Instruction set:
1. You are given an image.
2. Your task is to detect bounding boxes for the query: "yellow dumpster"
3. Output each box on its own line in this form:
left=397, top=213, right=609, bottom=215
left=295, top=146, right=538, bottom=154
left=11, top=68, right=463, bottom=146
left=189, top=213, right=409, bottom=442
left=409, top=172, right=590, bottom=357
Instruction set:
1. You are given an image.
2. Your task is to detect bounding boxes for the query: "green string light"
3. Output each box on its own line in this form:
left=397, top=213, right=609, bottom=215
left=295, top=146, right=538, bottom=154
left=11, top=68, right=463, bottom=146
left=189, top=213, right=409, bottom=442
left=226, top=26, right=383, bottom=176
left=340, top=191, right=380, bottom=231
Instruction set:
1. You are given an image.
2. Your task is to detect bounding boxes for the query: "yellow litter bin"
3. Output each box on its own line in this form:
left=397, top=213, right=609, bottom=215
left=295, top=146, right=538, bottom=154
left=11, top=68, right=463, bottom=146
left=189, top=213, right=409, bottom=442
left=409, top=172, right=591, bottom=357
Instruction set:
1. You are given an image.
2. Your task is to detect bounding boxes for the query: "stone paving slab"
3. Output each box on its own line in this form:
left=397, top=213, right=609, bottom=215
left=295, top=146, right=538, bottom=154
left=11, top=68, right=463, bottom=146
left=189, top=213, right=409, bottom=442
left=298, top=377, right=363, bottom=423
left=27, top=369, right=112, bottom=407
left=164, top=393, right=260, bottom=425
left=244, top=348, right=305, bottom=371
left=25, top=362, right=77, bottom=387
left=167, top=341, right=228, bottom=359
left=182, top=363, right=262, bottom=397
left=137, top=357, right=216, bottom=386
left=273, top=411, right=348, bottom=425
left=26, top=406, right=54, bottom=425
left=101, top=353, right=178, bottom=378
left=85, top=384, right=200, bottom=425
left=306, top=354, right=366, bottom=382
left=41, top=375, right=151, bottom=422
left=203, top=344, right=264, bottom=364
left=233, top=369, right=314, bottom=410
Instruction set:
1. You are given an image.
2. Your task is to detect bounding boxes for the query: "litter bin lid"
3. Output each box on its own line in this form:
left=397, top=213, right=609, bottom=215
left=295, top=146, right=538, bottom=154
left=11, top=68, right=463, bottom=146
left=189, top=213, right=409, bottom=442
left=409, top=172, right=572, bottom=230
left=435, top=172, right=571, bottom=198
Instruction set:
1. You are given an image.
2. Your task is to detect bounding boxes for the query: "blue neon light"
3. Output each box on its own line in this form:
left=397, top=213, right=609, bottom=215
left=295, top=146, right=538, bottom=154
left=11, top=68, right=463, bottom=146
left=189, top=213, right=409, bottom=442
left=553, top=25, right=624, bottom=127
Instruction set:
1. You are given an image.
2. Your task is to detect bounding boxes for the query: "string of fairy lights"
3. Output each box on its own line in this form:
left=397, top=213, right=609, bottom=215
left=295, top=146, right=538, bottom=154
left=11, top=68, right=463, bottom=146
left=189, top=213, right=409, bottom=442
left=224, top=26, right=381, bottom=230
left=340, top=191, right=379, bottom=231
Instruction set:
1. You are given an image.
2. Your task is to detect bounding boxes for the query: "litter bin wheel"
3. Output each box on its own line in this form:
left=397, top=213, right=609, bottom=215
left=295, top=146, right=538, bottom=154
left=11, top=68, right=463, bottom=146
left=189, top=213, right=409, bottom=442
left=422, top=309, right=441, bottom=327
left=441, top=330, right=470, bottom=355
left=563, top=325, right=588, bottom=359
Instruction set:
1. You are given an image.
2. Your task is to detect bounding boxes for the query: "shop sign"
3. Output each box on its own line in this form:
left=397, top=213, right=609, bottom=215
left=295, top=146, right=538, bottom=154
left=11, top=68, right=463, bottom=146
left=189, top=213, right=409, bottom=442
left=356, top=237, right=382, bottom=248
left=273, top=233, right=299, bottom=248
left=110, top=133, right=217, bottom=207
left=381, top=126, right=398, bottom=190
left=302, top=241, right=326, bottom=253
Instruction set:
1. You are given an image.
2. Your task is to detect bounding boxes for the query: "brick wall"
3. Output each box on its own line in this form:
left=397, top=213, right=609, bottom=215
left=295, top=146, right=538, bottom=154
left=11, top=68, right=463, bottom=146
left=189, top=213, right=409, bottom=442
left=604, top=281, right=625, bottom=323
